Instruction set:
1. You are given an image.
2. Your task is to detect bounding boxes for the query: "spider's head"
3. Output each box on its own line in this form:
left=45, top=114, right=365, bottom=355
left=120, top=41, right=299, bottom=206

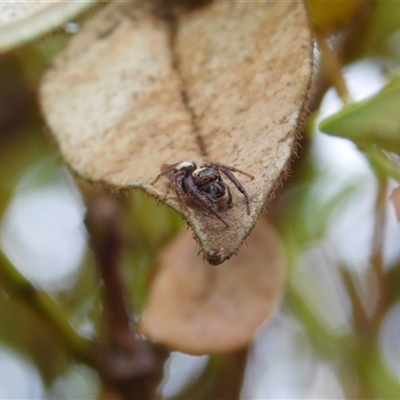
left=192, top=166, right=220, bottom=186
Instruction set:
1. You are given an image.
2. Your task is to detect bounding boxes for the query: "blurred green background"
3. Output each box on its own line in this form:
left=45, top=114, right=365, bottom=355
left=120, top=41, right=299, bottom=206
left=1, top=1, right=400, bottom=399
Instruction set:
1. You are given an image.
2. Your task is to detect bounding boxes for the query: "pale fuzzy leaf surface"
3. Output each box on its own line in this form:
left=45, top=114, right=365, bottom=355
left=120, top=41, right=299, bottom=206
left=0, top=0, right=99, bottom=54
left=174, top=1, right=313, bottom=264
left=138, top=218, right=285, bottom=354
left=40, top=1, right=313, bottom=264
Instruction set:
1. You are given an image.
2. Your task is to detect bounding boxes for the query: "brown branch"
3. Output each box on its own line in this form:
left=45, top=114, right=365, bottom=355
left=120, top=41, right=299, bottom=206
left=369, top=175, right=389, bottom=331
left=85, top=193, right=132, bottom=347
left=341, top=175, right=389, bottom=345
left=211, top=348, right=248, bottom=400
left=84, top=190, right=166, bottom=400
left=340, top=266, right=369, bottom=336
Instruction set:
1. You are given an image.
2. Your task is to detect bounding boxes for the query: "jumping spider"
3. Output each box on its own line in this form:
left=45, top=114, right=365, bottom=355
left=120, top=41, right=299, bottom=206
left=153, top=161, right=254, bottom=227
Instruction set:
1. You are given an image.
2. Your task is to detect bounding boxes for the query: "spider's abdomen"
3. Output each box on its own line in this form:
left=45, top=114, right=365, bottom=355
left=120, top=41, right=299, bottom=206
left=160, top=161, right=196, bottom=182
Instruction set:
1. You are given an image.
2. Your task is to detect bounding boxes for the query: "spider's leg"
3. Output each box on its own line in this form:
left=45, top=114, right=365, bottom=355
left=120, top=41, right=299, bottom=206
left=171, top=172, right=188, bottom=209
left=185, top=178, right=230, bottom=227
left=152, top=162, right=183, bottom=185
left=165, top=177, right=175, bottom=198
left=219, top=169, right=251, bottom=215
left=224, top=183, right=233, bottom=206
left=155, top=173, right=175, bottom=199
left=152, top=172, right=165, bottom=185
left=216, top=181, right=232, bottom=206
left=204, top=163, right=254, bottom=179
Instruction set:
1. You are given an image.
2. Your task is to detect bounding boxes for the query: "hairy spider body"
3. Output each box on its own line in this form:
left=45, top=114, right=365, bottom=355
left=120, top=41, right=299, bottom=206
left=192, top=166, right=232, bottom=205
left=153, top=161, right=254, bottom=227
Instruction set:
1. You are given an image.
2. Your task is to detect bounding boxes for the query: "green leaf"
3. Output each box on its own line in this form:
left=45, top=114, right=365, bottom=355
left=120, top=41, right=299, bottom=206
left=319, top=77, right=400, bottom=154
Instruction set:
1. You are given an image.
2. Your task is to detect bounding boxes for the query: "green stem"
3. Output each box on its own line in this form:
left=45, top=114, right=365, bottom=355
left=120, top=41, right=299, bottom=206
left=318, top=35, right=351, bottom=105
left=0, top=250, right=94, bottom=367
left=363, top=146, right=400, bottom=184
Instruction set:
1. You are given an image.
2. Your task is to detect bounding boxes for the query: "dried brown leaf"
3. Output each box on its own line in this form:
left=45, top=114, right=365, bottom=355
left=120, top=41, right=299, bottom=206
left=138, top=218, right=285, bottom=354
left=40, top=1, right=313, bottom=264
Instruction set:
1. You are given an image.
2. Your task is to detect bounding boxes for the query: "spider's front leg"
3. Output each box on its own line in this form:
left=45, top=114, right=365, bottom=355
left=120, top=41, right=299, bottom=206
left=205, top=163, right=254, bottom=180
left=171, top=172, right=188, bottom=209
left=184, top=177, right=230, bottom=227
left=152, top=171, right=165, bottom=185
left=151, top=163, right=173, bottom=185
left=217, top=167, right=252, bottom=215
left=224, top=183, right=233, bottom=207
left=213, top=180, right=232, bottom=208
